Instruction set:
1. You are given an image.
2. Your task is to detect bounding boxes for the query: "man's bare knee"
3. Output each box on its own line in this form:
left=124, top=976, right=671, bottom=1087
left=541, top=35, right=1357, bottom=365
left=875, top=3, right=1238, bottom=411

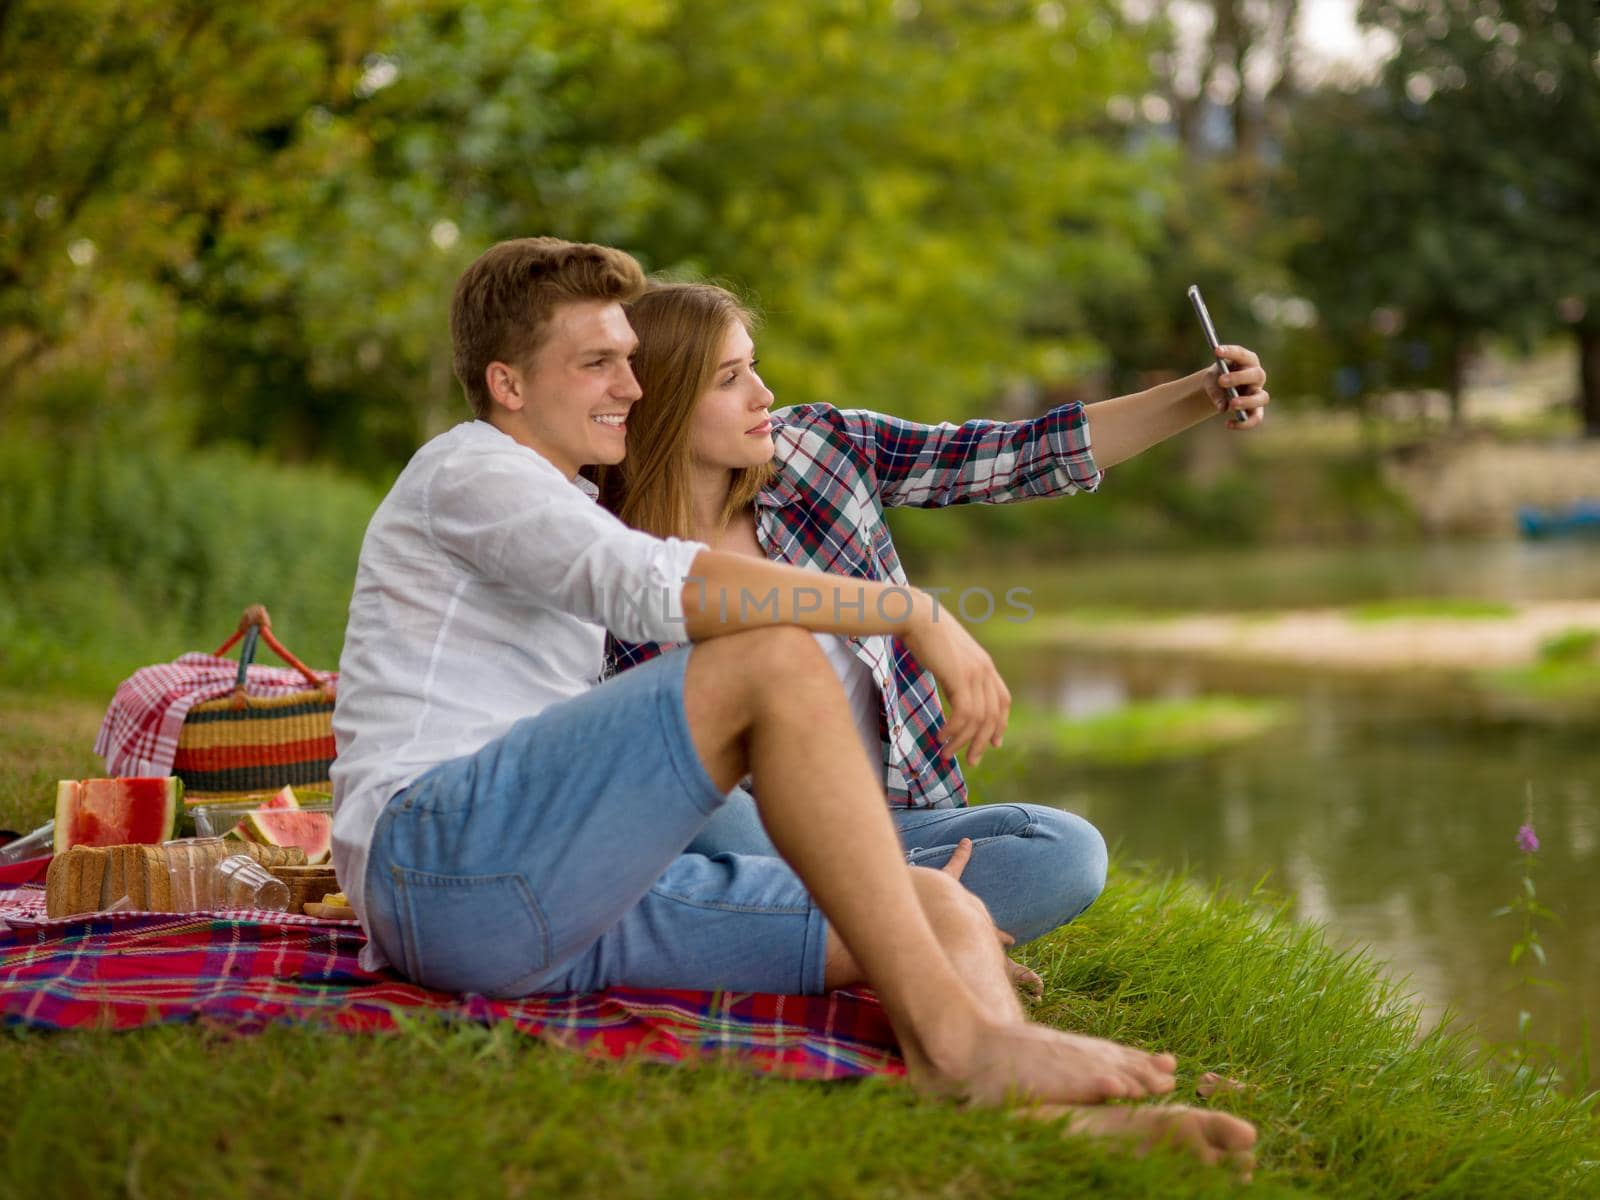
left=683, top=628, right=837, bottom=789
left=692, top=626, right=830, bottom=705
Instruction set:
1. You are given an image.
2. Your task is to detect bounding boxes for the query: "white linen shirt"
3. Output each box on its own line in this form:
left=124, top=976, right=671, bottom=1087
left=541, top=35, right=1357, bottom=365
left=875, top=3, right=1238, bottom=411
left=330, top=420, right=706, bottom=970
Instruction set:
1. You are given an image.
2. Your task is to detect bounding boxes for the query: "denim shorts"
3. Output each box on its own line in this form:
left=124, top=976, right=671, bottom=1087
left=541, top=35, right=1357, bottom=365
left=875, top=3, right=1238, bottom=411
left=361, top=647, right=829, bottom=999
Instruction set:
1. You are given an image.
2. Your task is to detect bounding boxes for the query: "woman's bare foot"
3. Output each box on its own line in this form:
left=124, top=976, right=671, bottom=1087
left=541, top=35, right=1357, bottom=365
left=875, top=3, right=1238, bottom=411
left=904, top=1019, right=1179, bottom=1107
left=1019, top=1103, right=1258, bottom=1177
left=1196, top=1070, right=1255, bottom=1099
left=1006, top=956, right=1043, bottom=1001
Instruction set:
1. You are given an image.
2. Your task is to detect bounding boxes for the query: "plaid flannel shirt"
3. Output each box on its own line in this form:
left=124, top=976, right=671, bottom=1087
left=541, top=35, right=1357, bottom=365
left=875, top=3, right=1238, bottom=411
left=608, top=400, right=1101, bottom=808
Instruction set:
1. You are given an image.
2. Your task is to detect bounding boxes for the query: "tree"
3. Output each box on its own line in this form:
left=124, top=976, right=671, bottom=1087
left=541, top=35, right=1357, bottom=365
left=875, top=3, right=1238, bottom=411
left=191, top=0, right=1169, bottom=453
left=1285, top=0, right=1600, bottom=433
left=4, top=1, right=1175, bottom=467
left=0, top=2, right=386, bottom=399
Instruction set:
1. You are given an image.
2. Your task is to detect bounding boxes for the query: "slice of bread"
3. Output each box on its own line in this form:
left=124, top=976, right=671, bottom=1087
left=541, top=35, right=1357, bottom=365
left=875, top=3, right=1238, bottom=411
left=45, top=848, right=105, bottom=918
left=101, top=844, right=128, bottom=910
left=141, top=844, right=173, bottom=912
left=118, top=845, right=148, bottom=910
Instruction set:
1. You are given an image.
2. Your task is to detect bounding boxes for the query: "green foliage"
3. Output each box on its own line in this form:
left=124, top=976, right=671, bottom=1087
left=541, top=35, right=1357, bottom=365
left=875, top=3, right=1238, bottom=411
left=0, top=396, right=380, bottom=698
left=0, top=3, right=389, bottom=418
left=1489, top=805, right=1567, bottom=1087
left=973, top=696, right=1286, bottom=774
left=4, top=0, right=1171, bottom=466
left=1538, top=628, right=1600, bottom=665
left=1473, top=627, right=1600, bottom=712
left=1283, top=0, right=1600, bottom=425
left=1349, top=597, right=1517, bottom=622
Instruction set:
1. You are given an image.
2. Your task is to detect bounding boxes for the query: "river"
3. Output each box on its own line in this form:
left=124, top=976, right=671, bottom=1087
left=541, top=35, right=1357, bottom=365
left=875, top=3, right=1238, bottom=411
left=928, top=540, right=1600, bottom=1071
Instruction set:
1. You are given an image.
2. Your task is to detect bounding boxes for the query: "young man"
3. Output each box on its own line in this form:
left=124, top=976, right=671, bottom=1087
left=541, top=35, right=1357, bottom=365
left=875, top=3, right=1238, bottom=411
left=330, top=237, right=1256, bottom=1165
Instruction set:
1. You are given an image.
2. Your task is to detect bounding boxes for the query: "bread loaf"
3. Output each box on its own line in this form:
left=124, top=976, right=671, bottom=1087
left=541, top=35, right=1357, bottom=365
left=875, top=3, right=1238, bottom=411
left=43, top=840, right=314, bottom=917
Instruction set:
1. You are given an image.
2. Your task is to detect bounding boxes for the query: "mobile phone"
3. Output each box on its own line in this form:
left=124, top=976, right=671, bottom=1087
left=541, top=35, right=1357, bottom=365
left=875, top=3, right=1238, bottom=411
left=1186, top=284, right=1253, bottom=425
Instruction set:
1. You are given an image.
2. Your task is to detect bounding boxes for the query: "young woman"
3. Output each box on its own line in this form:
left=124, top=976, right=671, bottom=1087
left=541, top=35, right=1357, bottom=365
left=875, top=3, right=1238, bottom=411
left=597, top=283, right=1269, bottom=947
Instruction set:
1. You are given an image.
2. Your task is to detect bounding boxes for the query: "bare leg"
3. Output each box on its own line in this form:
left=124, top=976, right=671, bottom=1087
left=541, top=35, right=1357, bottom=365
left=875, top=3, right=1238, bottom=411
left=682, top=628, right=1178, bottom=1106
left=824, top=865, right=1026, bottom=1021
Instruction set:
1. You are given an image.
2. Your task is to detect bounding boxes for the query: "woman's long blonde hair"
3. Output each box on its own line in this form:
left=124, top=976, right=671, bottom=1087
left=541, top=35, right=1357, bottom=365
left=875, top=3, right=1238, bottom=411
left=595, top=283, right=776, bottom=540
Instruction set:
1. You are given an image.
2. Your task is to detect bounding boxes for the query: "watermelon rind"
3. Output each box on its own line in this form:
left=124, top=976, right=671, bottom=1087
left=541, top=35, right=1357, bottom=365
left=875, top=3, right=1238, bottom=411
left=52, top=781, right=80, bottom=853
left=53, top=777, right=181, bottom=854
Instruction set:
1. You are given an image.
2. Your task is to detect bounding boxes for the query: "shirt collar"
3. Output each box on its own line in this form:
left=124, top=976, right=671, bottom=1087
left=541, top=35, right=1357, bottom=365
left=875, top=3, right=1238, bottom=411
left=755, top=473, right=802, bottom=509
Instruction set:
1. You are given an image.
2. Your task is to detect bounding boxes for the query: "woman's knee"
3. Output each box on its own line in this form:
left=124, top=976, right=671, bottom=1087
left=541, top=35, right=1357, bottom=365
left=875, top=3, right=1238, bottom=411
left=1027, top=807, right=1108, bottom=923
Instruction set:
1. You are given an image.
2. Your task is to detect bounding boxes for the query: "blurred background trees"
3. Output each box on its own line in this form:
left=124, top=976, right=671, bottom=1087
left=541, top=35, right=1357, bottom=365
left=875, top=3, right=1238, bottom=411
left=3, top=0, right=1598, bottom=467
left=1284, top=0, right=1600, bottom=433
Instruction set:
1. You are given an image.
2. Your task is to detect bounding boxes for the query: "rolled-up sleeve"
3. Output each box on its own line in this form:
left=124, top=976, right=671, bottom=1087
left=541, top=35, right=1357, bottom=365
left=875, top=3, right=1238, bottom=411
left=797, top=402, right=1102, bottom=509
left=424, top=448, right=704, bottom=645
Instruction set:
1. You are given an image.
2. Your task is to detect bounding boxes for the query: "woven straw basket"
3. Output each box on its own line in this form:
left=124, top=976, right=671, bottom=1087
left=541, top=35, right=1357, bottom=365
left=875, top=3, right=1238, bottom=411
left=172, top=606, right=337, bottom=800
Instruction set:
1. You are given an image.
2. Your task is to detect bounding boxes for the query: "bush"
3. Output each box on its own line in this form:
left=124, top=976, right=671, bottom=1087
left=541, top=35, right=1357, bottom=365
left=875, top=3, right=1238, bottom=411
left=0, top=399, right=382, bottom=698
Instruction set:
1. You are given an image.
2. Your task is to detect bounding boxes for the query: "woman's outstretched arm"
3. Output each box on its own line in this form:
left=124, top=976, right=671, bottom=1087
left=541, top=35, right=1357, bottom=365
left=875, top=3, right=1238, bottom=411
left=1084, top=346, right=1268, bottom=469
left=790, top=345, right=1267, bottom=509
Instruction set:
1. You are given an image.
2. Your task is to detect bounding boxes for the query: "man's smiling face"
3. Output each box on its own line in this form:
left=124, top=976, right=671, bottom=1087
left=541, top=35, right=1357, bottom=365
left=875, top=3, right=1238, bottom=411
left=486, top=299, right=641, bottom=478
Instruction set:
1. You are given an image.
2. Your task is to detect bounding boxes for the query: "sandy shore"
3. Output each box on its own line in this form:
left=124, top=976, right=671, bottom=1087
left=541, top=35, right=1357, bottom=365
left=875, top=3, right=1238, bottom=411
left=1021, top=602, right=1600, bottom=672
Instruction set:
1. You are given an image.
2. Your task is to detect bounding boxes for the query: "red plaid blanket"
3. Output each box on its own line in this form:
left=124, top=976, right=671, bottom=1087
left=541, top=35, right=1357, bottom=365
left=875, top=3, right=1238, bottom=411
left=0, top=884, right=903, bottom=1080
left=95, top=652, right=338, bottom=777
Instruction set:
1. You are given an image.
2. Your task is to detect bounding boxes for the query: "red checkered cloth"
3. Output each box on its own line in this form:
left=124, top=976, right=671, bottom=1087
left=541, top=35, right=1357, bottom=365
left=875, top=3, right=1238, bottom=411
left=94, top=652, right=338, bottom=777
left=0, top=883, right=903, bottom=1079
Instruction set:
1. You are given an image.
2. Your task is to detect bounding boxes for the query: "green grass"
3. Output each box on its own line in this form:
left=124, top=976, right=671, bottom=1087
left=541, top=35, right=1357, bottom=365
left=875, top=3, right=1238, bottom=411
left=1537, top=629, right=1600, bottom=665
left=1473, top=627, right=1600, bottom=711
left=0, top=689, right=104, bottom=833
left=0, top=428, right=378, bottom=698
left=978, top=697, right=1288, bottom=771
left=5, top=694, right=1600, bottom=1195
left=1479, top=662, right=1600, bottom=703
left=1348, top=598, right=1517, bottom=622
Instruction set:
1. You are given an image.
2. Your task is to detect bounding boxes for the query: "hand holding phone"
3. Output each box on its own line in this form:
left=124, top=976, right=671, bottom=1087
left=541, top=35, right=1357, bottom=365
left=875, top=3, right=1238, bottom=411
left=1186, top=285, right=1256, bottom=426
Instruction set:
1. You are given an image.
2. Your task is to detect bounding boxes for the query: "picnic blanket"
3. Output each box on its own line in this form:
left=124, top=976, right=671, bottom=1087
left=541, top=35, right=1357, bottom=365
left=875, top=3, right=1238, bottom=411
left=0, top=879, right=904, bottom=1081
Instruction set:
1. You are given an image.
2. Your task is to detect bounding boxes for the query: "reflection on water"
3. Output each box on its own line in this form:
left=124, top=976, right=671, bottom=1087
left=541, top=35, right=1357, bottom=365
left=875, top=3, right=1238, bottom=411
left=979, top=637, right=1599, bottom=1066
left=1053, top=666, right=1129, bottom=718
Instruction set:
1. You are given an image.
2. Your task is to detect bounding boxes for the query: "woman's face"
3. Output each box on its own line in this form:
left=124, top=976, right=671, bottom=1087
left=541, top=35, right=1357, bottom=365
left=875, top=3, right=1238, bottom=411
left=689, top=321, right=775, bottom=471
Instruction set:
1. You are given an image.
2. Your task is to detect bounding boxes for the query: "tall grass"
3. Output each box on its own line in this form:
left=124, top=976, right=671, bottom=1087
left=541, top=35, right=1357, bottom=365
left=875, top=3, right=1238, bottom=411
left=0, top=414, right=383, bottom=699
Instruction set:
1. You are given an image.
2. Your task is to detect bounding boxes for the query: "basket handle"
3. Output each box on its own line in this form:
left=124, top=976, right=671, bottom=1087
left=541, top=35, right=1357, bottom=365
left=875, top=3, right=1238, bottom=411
left=213, top=605, right=334, bottom=704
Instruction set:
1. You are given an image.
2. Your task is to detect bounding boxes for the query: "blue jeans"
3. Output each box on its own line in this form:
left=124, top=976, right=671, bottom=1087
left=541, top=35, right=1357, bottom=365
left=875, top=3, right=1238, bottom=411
left=361, top=648, right=829, bottom=998
left=689, top=792, right=1107, bottom=945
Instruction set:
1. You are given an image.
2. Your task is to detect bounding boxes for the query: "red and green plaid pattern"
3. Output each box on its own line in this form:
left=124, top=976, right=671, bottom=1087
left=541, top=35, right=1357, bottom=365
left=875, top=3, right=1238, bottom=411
left=0, top=889, right=902, bottom=1079
left=611, top=401, right=1101, bottom=807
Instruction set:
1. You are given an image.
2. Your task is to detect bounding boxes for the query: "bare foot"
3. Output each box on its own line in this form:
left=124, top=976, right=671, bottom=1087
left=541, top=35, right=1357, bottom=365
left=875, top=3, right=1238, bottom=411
left=1006, top=956, right=1043, bottom=1001
left=1019, top=1103, right=1258, bottom=1177
left=1196, top=1070, right=1255, bottom=1099
left=906, top=1020, right=1178, bottom=1107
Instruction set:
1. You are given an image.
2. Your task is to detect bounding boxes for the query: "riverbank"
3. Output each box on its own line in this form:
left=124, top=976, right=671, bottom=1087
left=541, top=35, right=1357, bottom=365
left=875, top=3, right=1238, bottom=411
left=994, top=600, right=1600, bottom=674
left=4, top=692, right=1599, bottom=1196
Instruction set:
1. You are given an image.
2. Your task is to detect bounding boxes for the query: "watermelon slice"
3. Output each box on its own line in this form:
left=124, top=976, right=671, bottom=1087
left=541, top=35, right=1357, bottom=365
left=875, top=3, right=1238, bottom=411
left=54, top=778, right=182, bottom=854
left=263, top=785, right=301, bottom=811
left=236, top=809, right=332, bottom=865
